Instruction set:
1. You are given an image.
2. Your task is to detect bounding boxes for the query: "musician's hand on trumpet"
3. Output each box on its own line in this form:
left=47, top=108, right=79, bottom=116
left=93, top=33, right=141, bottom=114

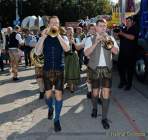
left=95, top=33, right=104, bottom=44
left=94, top=32, right=114, bottom=50
left=41, top=28, right=49, bottom=38
left=111, top=46, right=118, bottom=54
left=48, top=26, right=60, bottom=37
left=69, top=36, right=75, bottom=44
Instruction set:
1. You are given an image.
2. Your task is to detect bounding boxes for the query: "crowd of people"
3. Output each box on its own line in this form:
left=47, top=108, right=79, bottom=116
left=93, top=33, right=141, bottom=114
left=0, top=15, right=138, bottom=132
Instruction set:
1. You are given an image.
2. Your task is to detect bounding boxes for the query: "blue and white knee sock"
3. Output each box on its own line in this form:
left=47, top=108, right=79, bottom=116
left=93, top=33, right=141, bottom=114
left=54, top=99, right=63, bottom=122
left=45, top=97, right=53, bottom=110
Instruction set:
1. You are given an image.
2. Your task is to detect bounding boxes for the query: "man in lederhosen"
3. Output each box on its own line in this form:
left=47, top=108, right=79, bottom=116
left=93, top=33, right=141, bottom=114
left=33, top=26, right=45, bottom=99
left=8, top=26, right=24, bottom=80
left=84, top=19, right=119, bottom=129
left=35, top=16, right=69, bottom=132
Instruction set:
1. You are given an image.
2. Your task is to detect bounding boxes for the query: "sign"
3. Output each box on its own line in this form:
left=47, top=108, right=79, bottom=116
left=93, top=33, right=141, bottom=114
left=65, top=22, right=79, bottom=28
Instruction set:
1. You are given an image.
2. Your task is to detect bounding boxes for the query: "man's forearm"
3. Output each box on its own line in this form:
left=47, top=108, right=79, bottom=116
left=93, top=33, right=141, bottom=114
left=74, top=42, right=84, bottom=50
left=120, top=32, right=135, bottom=40
left=57, top=35, right=69, bottom=52
left=84, top=43, right=97, bottom=57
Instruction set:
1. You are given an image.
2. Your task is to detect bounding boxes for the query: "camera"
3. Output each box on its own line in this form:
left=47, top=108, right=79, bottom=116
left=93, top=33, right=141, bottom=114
left=113, top=27, right=121, bottom=33
left=113, top=24, right=125, bottom=33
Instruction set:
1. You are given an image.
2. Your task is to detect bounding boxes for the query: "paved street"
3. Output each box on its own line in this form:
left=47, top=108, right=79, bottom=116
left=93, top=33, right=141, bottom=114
left=0, top=65, right=148, bottom=140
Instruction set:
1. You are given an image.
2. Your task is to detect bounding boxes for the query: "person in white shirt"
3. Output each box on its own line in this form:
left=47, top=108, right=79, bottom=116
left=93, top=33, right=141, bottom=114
left=8, top=25, right=24, bottom=81
left=64, top=27, right=81, bottom=93
left=84, top=19, right=119, bottom=129
left=24, top=29, right=36, bottom=67
left=77, top=23, right=96, bottom=99
left=75, top=26, right=85, bottom=70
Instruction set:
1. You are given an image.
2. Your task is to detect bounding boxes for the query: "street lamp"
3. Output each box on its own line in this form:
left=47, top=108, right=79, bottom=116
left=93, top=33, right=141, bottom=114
left=15, top=0, right=27, bottom=25
left=16, top=0, right=19, bottom=21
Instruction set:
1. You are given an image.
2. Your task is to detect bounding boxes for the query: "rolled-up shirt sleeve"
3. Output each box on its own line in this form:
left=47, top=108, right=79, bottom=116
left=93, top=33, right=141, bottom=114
left=84, top=37, right=92, bottom=51
left=16, top=33, right=24, bottom=45
left=62, top=35, right=70, bottom=51
left=34, top=37, right=46, bottom=56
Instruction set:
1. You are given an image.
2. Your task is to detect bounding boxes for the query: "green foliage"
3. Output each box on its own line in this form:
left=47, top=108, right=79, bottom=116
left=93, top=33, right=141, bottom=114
left=0, top=0, right=112, bottom=26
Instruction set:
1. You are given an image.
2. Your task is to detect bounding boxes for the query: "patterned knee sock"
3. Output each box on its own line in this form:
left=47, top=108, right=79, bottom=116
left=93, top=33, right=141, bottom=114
left=54, top=99, right=63, bottom=122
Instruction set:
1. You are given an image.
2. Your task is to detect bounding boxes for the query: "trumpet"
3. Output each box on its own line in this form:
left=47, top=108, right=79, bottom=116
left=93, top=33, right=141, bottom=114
left=48, top=26, right=59, bottom=37
left=48, top=26, right=66, bottom=37
left=105, top=37, right=114, bottom=50
left=96, top=33, right=114, bottom=50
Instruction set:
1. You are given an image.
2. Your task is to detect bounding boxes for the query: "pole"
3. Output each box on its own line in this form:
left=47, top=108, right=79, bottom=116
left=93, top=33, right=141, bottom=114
left=120, top=0, right=126, bottom=23
left=16, top=0, right=19, bottom=21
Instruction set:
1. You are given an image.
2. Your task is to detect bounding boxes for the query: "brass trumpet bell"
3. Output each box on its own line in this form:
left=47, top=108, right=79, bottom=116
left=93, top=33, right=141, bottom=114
left=48, top=26, right=59, bottom=37
left=104, top=39, right=114, bottom=50
left=97, top=33, right=114, bottom=50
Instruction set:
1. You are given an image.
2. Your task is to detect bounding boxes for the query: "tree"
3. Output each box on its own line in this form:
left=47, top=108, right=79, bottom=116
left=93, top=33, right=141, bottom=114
left=0, top=0, right=15, bottom=26
left=0, top=0, right=112, bottom=27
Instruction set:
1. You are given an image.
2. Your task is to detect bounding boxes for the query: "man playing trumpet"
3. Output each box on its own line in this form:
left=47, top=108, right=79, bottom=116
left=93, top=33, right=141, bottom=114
left=35, top=16, right=69, bottom=132
left=84, top=19, right=119, bottom=129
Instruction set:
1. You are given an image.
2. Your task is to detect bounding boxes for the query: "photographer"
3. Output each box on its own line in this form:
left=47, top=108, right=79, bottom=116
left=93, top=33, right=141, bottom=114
left=115, top=17, right=138, bottom=90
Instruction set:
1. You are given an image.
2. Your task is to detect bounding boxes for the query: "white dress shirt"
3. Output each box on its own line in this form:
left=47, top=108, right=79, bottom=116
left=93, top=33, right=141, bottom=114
left=84, top=35, right=119, bottom=67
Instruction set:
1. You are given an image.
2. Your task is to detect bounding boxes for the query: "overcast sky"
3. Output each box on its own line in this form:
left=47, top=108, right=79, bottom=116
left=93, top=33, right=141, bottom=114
left=111, top=0, right=118, bottom=3
left=111, top=0, right=141, bottom=3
